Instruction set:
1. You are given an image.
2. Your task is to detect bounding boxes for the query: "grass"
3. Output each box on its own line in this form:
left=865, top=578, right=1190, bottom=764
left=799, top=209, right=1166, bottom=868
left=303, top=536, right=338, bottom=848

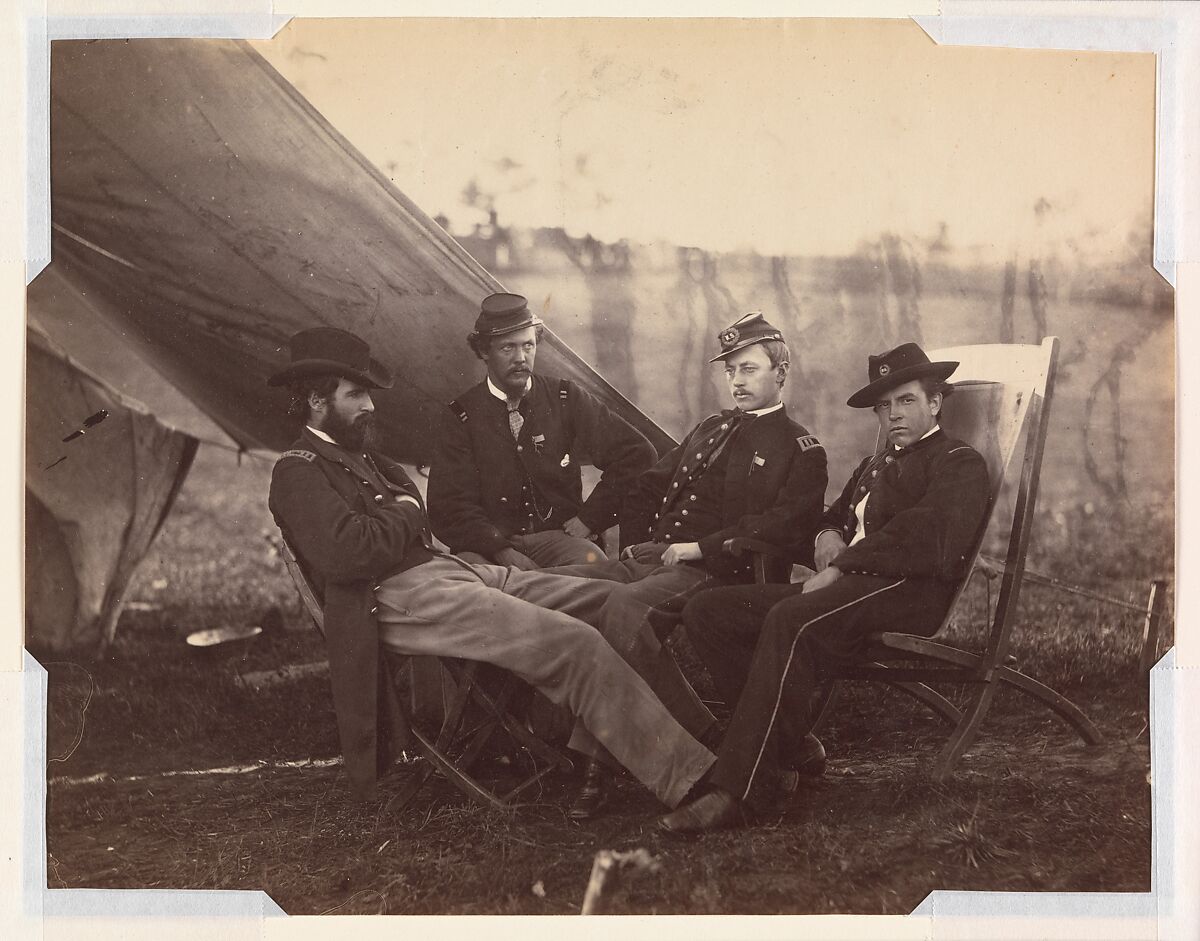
left=36, top=444, right=1166, bottom=914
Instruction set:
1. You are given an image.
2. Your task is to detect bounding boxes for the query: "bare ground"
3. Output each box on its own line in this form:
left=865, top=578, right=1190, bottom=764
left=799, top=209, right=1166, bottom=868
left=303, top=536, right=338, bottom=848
left=41, top=641, right=1151, bottom=915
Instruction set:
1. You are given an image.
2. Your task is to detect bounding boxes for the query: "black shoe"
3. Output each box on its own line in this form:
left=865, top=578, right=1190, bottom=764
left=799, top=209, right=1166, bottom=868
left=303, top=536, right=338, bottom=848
left=792, top=732, right=827, bottom=777
left=775, top=734, right=827, bottom=795
left=658, top=789, right=744, bottom=834
left=567, top=758, right=613, bottom=820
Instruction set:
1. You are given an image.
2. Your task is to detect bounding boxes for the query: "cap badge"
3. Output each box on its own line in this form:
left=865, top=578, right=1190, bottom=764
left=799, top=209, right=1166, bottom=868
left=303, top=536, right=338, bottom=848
left=878, top=363, right=891, bottom=376
left=719, top=327, right=739, bottom=347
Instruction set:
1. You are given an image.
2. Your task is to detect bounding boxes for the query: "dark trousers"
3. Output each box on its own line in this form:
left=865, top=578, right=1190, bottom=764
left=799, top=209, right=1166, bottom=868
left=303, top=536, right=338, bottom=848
left=683, top=574, right=956, bottom=805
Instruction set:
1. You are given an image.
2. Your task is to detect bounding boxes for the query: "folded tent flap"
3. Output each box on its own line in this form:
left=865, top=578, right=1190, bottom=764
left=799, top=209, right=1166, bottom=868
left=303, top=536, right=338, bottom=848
left=24, top=325, right=198, bottom=652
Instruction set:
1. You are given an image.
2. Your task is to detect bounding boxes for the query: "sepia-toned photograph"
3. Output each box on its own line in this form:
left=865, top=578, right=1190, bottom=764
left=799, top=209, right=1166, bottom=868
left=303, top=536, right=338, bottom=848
left=28, top=18, right=1172, bottom=916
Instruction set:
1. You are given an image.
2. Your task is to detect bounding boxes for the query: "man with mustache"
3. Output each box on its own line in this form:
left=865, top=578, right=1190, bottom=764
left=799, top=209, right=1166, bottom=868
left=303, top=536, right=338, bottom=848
left=548, top=311, right=829, bottom=819
left=660, top=342, right=991, bottom=833
left=267, top=327, right=714, bottom=808
left=428, top=293, right=657, bottom=569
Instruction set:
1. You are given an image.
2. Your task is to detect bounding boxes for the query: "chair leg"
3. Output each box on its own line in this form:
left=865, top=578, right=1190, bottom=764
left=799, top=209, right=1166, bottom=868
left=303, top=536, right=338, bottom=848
left=879, top=635, right=1102, bottom=747
left=444, top=661, right=571, bottom=769
left=442, top=661, right=575, bottom=805
left=465, top=676, right=574, bottom=773
left=995, top=665, right=1103, bottom=746
left=873, top=674, right=963, bottom=726
left=435, top=660, right=481, bottom=751
left=881, top=636, right=1003, bottom=779
left=386, top=659, right=512, bottom=811
left=815, top=669, right=961, bottom=731
left=407, top=723, right=508, bottom=810
left=390, top=658, right=575, bottom=811
left=383, top=761, right=437, bottom=814
left=498, top=763, right=563, bottom=804
left=931, top=682, right=1001, bottom=782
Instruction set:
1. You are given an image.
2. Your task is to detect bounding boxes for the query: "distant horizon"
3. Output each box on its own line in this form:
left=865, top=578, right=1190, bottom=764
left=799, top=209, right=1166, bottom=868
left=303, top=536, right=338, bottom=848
left=422, top=214, right=1171, bottom=319
left=252, top=18, right=1155, bottom=268
left=432, top=211, right=1162, bottom=272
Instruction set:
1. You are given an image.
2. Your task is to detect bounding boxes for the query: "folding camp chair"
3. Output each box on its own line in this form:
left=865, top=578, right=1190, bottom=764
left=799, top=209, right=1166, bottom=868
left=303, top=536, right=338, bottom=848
left=732, top=337, right=1101, bottom=781
left=275, top=532, right=572, bottom=810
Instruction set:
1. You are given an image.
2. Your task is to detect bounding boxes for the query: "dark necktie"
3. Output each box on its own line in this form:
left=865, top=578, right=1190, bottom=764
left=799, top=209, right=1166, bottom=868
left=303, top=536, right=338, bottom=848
left=507, top=401, right=524, bottom=439
left=705, top=408, right=752, bottom=465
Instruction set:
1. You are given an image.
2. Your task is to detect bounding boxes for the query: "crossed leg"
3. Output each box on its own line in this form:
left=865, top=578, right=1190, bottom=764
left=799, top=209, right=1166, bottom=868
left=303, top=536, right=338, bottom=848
left=374, top=557, right=715, bottom=807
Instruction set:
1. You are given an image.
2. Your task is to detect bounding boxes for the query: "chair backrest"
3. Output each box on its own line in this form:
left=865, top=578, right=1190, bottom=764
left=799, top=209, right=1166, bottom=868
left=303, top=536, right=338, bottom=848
left=276, top=530, right=326, bottom=638
left=876, top=338, right=1059, bottom=657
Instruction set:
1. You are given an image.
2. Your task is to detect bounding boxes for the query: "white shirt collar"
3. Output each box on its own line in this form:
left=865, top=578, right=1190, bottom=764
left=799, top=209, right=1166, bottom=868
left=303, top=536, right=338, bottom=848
left=894, top=423, right=940, bottom=451
left=306, top=425, right=337, bottom=446
left=742, top=401, right=784, bottom=418
left=487, top=375, right=531, bottom=402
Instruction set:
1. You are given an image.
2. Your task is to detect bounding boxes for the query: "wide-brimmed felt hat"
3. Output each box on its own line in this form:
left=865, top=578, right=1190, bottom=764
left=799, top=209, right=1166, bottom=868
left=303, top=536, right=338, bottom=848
left=469, top=293, right=544, bottom=343
left=709, top=311, right=786, bottom=363
left=266, top=327, right=394, bottom=389
left=846, top=342, right=958, bottom=408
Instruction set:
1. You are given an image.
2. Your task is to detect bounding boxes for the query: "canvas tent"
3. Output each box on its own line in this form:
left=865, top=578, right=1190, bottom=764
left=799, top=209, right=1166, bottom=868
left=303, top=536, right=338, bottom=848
left=43, top=38, right=672, bottom=460
left=28, top=38, right=671, bottom=651
left=25, top=324, right=198, bottom=651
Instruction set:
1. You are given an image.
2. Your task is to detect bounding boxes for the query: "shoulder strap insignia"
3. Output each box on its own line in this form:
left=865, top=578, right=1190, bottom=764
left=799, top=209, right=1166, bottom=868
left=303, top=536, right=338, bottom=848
left=796, top=434, right=823, bottom=452
left=280, top=449, right=316, bottom=463
left=449, top=400, right=469, bottom=423
left=559, top=379, right=569, bottom=401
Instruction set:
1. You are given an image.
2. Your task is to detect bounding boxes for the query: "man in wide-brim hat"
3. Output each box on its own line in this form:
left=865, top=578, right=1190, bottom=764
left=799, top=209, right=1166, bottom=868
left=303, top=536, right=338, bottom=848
left=543, top=310, right=829, bottom=820
left=427, top=292, right=656, bottom=569
left=663, top=341, right=992, bottom=833
left=266, top=326, right=715, bottom=809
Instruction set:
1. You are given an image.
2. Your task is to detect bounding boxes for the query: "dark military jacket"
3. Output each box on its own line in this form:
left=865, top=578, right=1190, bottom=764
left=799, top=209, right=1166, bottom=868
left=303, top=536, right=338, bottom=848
left=268, top=428, right=433, bottom=801
left=427, top=374, right=657, bottom=556
left=621, top=406, right=828, bottom=582
left=821, top=428, right=991, bottom=582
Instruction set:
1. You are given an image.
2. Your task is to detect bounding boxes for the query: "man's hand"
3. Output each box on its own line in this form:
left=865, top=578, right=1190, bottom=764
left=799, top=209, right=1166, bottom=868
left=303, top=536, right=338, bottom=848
left=494, top=546, right=539, bottom=571
left=661, top=542, right=702, bottom=566
left=802, top=565, right=842, bottom=594
left=814, top=530, right=847, bottom=572
left=622, top=541, right=670, bottom=565
left=562, top=515, right=592, bottom=539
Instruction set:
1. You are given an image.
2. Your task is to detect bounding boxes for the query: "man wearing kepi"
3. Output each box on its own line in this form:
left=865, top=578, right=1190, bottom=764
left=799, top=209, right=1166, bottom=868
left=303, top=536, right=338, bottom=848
left=661, top=342, right=991, bottom=833
left=552, top=311, right=828, bottom=818
left=266, top=327, right=713, bottom=807
left=428, top=293, right=656, bottom=569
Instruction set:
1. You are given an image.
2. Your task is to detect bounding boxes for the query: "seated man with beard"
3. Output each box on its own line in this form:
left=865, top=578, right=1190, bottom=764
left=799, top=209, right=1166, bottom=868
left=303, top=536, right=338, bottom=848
left=267, top=327, right=714, bottom=808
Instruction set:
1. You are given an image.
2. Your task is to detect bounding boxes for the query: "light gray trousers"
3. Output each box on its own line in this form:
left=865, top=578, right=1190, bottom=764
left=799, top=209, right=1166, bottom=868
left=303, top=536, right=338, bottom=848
left=373, top=555, right=714, bottom=807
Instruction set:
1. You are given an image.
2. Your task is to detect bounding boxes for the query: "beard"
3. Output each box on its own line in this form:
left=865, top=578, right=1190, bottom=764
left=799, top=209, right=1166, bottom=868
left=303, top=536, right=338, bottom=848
left=325, top=410, right=377, bottom=452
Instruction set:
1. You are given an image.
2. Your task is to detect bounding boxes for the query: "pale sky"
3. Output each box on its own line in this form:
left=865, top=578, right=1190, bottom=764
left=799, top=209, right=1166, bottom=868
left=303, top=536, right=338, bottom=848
left=252, top=18, right=1154, bottom=263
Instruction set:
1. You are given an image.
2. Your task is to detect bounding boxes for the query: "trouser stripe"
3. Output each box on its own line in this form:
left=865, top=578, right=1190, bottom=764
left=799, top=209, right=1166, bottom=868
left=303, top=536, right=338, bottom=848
left=741, top=577, right=907, bottom=800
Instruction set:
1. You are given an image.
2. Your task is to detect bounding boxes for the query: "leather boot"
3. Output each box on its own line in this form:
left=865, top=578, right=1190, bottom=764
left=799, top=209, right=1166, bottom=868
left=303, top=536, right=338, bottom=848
left=567, top=758, right=614, bottom=820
